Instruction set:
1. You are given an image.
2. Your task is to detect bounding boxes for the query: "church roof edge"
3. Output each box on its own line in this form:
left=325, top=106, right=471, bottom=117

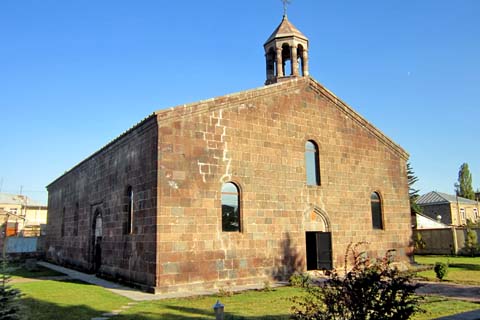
left=48, top=76, right=409, bottom=189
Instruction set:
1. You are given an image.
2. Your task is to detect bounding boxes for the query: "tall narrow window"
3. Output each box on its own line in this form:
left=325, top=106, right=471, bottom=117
left=371, top=192, right=383, bottom=229
left=305, top=140, right=320, bottom=186
left=125, top=186, right=133, bottom=234
left=61, top=207, right=66, bottom=237
left=221, top=182, right=240, bottom=232
left=73, top=202, right=79, bottom=236
left=460, top=208, right=466, bottom=222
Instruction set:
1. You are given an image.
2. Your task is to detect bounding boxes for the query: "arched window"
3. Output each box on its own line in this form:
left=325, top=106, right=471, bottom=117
left=371, top=192, right=383, bottom=229
left=305, top=141, right=320, bottom=186
left=282, top=43, right=291, bottom=76
left=221, top=182, right=240, bottom=232
left=73, top=202, right=79, bottom=236
left=125, top=186, right=133, bottom=234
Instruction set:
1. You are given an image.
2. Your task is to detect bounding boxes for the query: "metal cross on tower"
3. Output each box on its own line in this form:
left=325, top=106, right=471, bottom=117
left=282, top=0, right=291, bottom=16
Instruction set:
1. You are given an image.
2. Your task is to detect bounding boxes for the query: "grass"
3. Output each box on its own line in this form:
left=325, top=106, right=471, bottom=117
left=11, top=281, right=480, bottom=320
left=6, top=260, right=479, bottom=320
left=111, top=287, right=480, bottom=320
left=414, top=255, right=480, bottom=285
left=14, top=279, right=130, bottom=320
left=6, top=264, right=65, bottom=279
left=414, top=296, right=480, bottom=320
left=116, top=287, right=301, bottom=320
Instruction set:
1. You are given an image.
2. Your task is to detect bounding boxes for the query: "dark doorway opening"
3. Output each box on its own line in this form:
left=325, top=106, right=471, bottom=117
left=92, top=210, right=103, bottom=273
left=306, top=232, right=332, bottom=270
left=94, top=236, right=102, bottom=272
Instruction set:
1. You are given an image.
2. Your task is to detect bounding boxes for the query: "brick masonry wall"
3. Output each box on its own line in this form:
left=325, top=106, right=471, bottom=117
left=45, top=116, right=158, bottom=289
left=154, top=77, right=412, bottom=293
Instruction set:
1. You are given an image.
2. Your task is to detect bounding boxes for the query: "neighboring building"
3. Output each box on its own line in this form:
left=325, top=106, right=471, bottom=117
left=416, top=191, right=480, bottom=226
left=413, top=212, right=449, bottom=230
left=45, top=14, right=413, bottom=294
left=0, top=192, right=47, bottom=236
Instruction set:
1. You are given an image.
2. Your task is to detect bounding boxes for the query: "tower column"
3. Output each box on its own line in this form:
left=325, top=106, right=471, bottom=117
left=302, top=49, right=309, bottom=76
left=276, top=47, right=284, bottom=77
left=291, top=46, right=299, bottom=76
left=265, top=52, right=274, bottom=81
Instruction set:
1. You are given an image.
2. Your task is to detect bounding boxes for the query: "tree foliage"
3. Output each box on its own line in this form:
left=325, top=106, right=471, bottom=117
left=0, top=259, right=22, bottom=320
left=464, top=228, right=479, bottom=257
left=454, top=163, right=475, bottom=200
left=291, top=243, right=423, bottom=320
left=407, top=162, right=422, bottom=214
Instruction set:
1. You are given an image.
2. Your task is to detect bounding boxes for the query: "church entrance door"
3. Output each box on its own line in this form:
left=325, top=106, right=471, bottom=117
left=306, top=231, right=332, bottom=270
left=92, top=210, right=103, bottom=273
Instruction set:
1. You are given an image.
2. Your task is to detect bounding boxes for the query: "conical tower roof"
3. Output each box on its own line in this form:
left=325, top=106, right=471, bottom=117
left=264, top=15, right=308, bottom=45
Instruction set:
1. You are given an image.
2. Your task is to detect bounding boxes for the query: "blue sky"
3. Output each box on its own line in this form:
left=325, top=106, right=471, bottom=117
left=1, top=0, right=479, bottom=204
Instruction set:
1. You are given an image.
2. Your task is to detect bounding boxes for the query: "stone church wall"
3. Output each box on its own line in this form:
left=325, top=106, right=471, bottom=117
left=46, top=116, right=158, bottom=290
left=154, top=77, right=412, bottom=293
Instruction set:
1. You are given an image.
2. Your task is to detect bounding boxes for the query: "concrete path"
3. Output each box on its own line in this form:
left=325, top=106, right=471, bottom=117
left=434, top=309, right=480, bottom=320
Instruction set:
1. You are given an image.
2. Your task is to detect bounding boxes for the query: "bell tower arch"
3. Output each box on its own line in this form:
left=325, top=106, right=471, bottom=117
left=264, top=14, right=309, bottom=85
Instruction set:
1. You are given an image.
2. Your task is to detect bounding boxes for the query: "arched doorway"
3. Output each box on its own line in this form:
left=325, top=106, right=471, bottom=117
left=92, top=209, right=103, bottom=273
left=304, top=206, right=333, bottom=270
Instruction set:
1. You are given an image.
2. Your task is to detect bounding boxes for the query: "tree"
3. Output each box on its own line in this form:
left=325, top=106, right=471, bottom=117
left=0, top=259, right=22, bottom=320
left=454, top=163, right=475, bottom=200
left=464, top=228, right=479, bottom=257
left=407, top=162, right=422, bottom=214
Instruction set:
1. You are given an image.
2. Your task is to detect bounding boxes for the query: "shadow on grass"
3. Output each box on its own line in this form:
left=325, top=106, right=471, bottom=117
left=115, top=304, right=290, bottom=320
left=20, top=297, right=119, bottom=320
left=20, top=291, right=291, bottom=320
left=165, top=305, right=289, bottom=319
left=449, top=263, right=480, bottom=271
left=6, top=266, right=65, bottom=278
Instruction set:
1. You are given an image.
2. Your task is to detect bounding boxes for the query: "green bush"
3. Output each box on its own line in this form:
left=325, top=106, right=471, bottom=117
left=289, top=272, right=311, bottom=288
left=0, top=259, right=22, bottom=320
left=464, top=228, right=479, bottom=257
left=291, top=243, right=423, bottom=320
left=434, top=262, right=448, bottom=280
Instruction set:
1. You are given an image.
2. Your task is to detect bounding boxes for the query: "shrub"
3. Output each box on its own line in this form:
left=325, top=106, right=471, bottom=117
left=414, top=232, right=426, bottom=251
left=434, top=262, right=448, bottom=280
left=0, top=259, right=22, bottom=320
left=291, top=243, right=423, bottom=320
left=262, top=280, right=273, bottom=292
left=289, top=272, right=311, bottom=288
left=464, top=228, right=479, bottom=257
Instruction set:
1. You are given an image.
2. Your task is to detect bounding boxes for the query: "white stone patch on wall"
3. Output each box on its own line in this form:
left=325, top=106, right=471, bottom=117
left=168, top=180, right=179, bottom=189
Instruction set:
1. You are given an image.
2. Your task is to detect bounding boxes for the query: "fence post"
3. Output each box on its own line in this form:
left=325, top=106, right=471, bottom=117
left=451, top=226, right=458, bottom=255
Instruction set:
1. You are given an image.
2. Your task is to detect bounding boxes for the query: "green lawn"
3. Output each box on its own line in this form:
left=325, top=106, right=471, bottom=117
left=14, top=280, right=130, bottom=320
left=116, top=287, right=301, bottom=320
left=7, top=264, right=65, bottom=279
left=414, top=255, right=480, bottom=285
left=114, top=288, right=480, bottom=320
left=415, top=296, right=480, bottom=320
left=7, top=266, right=480, bottom=320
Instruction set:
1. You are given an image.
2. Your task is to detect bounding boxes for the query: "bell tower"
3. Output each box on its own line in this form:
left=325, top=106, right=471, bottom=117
left=264, top=13, right=309, bottom=85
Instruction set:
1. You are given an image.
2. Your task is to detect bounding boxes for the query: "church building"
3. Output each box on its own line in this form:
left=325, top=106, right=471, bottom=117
left=45, top=14, right=413, bottom=294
